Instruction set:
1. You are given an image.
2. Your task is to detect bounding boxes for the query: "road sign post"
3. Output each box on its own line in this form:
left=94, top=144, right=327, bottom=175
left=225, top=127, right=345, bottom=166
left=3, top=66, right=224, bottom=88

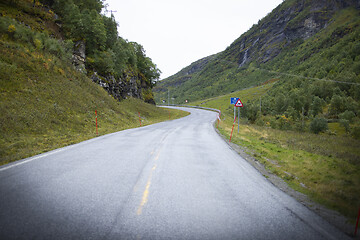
left=238, top=107, right=240, bottom=133
left=231, top=98, right=239, bottom=121
left=234, top=98, right=244, bottom=133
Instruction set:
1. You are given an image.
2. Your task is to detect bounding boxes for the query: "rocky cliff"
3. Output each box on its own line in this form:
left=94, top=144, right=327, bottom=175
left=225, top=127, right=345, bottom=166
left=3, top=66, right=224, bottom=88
left=154, top=0, right=360, bottom=103
left=229, top=0, right=360, bottom=66
left=91, top=71, right=141, bottom=101
left=71, top=41, right=153, bottom=104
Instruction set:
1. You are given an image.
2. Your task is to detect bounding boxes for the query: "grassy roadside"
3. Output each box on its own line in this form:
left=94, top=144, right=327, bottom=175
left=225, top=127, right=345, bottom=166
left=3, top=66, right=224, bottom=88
left=0, top=39, right=189, bottom=166
left=0, top=97, right=188, bottom=166
left=191, top=84, right=360, bottom=223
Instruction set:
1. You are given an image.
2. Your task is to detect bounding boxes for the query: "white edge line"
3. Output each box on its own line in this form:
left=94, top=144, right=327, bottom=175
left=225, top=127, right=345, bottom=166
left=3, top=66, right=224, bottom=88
left=0, top=130, right=119, bottom=172
left=0, top=120, right=174, bottom=172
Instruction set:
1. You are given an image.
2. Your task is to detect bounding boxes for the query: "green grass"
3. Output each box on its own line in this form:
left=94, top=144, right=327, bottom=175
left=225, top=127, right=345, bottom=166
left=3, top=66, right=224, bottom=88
left=0, top=39, right=188, bottom=165
left=190, top=80, right=276, bottom=113
left=191, top=84, right=360, bottom=221
left=0, top=0, right=189, bottom=165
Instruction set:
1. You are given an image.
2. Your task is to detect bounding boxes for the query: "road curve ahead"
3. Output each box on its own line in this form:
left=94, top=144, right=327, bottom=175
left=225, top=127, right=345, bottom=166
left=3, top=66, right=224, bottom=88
left=0, top=107, right=350, bottom=240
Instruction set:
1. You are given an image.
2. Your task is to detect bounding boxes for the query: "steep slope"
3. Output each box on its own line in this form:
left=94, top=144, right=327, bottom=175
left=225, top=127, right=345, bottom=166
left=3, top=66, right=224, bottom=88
left=155, top=54, right=217, bottom=91
left=155, top=0, right=360, bottom=105
left=0, top=0, right=187, bottom=164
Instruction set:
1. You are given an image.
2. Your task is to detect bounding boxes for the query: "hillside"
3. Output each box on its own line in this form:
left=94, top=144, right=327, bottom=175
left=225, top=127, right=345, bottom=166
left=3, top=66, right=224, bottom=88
left=0, top=0, right=187, bottom=164
left=155, top=0, right=360, bottom=137
left=156, top=0, right=360, bottom=102
left=189, top=84, right=360, bottom=228
left=154, top=0, right=360, bottom=224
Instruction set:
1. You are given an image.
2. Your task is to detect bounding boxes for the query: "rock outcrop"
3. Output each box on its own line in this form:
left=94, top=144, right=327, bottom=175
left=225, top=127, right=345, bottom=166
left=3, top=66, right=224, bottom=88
left=227, top=0, right=360, bottom=66
left=72, top=40, right=86, bottom=74
left=90, top=71, right=146, bottom=102
left=72, top=43, right=151, bottom=103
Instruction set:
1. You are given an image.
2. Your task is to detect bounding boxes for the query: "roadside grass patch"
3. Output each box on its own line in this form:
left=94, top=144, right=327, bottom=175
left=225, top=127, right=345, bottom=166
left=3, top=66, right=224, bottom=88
left=0, top=39, right=189, bottom=165
left=218, top=114, right=360, bottom=221
left=198, top=84, right=360, bottom=222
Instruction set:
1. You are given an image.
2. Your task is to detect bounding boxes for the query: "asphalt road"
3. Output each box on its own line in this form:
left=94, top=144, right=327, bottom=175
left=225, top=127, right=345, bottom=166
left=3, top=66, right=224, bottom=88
left=0, top=107, right=351, bottom=240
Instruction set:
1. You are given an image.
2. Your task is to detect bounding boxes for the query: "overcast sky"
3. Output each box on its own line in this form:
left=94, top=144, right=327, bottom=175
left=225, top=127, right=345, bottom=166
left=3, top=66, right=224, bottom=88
left=103, top=0, right=283, bottom=79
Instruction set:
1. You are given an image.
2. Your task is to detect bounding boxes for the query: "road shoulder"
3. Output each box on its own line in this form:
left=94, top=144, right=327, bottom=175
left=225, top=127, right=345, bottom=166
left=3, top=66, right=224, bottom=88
left=214, top=126, right=357, bottom=239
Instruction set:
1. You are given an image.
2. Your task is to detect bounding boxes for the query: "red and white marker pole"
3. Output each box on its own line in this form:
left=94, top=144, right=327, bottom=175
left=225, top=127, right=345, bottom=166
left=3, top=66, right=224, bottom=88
left=95, top=110, right=98, bottom=136
left=229, top=116, right=237, bottom=143
left=355, top=207, right=360, bottom=236
left=138, top=112, right=142, bottom=127
left=217, top=108, right=221, bottom=129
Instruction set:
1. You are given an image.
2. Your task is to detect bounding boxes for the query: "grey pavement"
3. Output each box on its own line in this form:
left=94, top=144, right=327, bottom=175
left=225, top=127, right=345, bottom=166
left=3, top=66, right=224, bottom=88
left=0, top=107, right=351, bottom=239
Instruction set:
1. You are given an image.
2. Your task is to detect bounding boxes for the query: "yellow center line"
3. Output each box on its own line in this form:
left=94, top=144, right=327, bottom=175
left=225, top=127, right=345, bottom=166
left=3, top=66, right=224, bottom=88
left=136, top=152, right=160, bottom=215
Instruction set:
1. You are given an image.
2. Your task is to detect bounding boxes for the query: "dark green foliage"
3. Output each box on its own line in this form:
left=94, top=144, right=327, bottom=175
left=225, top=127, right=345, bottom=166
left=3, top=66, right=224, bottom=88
left=156, top=3, right=360, bottom=138
left=339, top=119, right=350, bottom=133
left=43, top=0, right=161, bottom=96
left=352, top=126, right=360, bottom=139
left=243, top=102, right=258, bottom=123
left=88, top=50, right=115, bottom=75
left=310, top=117, right=328, bottom=134
left=103, top=15, right=118, bottom=50
left=339, top=110, right=355, bottom=123
left=310, top=96, right=324, bottom=117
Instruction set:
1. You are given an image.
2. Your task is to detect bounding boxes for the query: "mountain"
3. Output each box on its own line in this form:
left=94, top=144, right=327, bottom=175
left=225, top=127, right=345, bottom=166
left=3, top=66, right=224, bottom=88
left=0, top=0, right=185, bottom=164
left=154, top=0, right=360, bottom=110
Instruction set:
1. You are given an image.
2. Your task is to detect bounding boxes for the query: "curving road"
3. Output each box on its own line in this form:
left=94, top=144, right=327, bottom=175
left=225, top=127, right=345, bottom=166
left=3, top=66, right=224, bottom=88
left=0, top=107, right=351, bottom=239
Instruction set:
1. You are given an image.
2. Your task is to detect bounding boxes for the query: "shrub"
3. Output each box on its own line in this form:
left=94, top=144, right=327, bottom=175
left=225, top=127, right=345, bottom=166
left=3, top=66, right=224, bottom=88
left=339, top=119, right=350, bottom=133
left=339, top=110, right=355, bottom=123
left=34, top=38, right=42, bottom=50
left=310, top=117, right=328, bottom=134
left=7, top=24, right=16, bottom=33
left=352, top=126, right=360, bottom=139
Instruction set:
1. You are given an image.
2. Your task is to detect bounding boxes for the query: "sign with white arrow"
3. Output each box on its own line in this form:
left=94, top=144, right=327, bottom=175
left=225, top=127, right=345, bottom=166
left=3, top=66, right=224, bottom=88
left=230, top=97, right=239, bottom=105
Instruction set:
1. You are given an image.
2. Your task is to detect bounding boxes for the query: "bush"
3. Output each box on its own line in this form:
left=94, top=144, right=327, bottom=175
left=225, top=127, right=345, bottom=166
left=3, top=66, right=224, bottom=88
left=310, top=117, right=328, bottom=134
left=339, top=119, right=350, bottom=133
left=352, top=126, right=360, bottom=139
left=339, top=110, right=355, bottom=123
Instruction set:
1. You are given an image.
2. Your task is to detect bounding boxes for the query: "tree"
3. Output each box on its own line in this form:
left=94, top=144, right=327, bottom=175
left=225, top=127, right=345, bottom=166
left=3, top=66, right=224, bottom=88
left=244, top=101, right=258, bottom=123
left=329, top=94, right=345, bottom=116
left=60, top=1, right=82, bottom=39
left=310, top=117, right=328, bottom=134
left=77, top=0, right=103, bottom=13
left=339, top=110, right=355, bottom=123
left=132, top=42, right=161, bottom=87
left=310, top=96, right=323, bottom=117
left=274, top=93, right=288, bottom=114
left=102, top=15, right=118, bottom=49
left=82, top=9, right=106, bottom=54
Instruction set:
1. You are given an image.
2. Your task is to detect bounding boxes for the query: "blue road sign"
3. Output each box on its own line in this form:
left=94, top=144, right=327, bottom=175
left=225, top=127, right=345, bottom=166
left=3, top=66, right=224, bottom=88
left=230, top=97, right=239, bottom=105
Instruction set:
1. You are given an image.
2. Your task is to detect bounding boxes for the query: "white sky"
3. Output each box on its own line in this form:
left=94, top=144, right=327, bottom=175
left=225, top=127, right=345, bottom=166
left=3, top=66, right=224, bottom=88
left=103, top=0, right=283, bottom=79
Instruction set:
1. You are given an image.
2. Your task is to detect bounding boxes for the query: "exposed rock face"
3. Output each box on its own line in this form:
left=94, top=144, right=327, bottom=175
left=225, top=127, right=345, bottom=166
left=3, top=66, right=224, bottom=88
left=72, top=42, right=150, bottom=103
left=229, top=0, right=360, bottom=66
left=72, top=40, right=86, bottom=74
left=90, top=71, right=143, bottom=101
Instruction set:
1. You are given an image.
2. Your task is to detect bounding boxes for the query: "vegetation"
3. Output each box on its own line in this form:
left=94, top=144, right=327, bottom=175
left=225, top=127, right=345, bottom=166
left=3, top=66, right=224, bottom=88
left=156, top=2, right=360, bottom=138
left=2, top=0, right=160, bottom=102
left=0, top=0, right=187, bottom=165
left=179, top=1, right=360, bottom=224
left=192, top=84, right=360, bottom=222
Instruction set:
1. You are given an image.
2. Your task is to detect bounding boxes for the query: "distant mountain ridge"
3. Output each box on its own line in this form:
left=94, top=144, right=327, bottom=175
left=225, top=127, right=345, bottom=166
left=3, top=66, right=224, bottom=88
left=154, top=0, right=360, bottom=104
